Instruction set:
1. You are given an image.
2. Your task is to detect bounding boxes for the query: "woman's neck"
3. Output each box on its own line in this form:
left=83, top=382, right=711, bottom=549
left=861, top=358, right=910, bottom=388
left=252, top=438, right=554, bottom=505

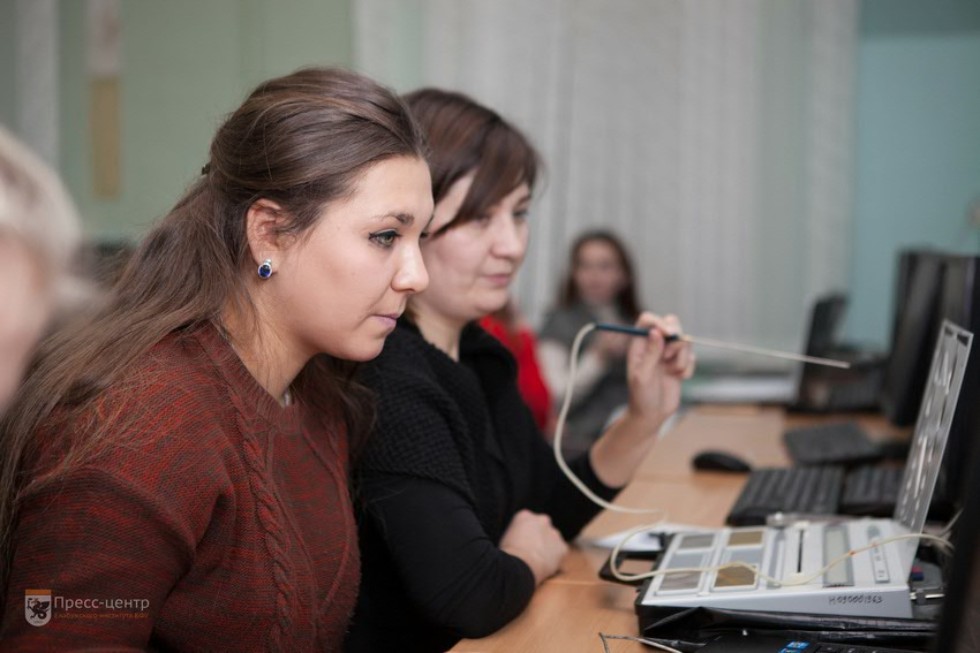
left=219, top=307, right=304, bottom=407
left=413, top=308, right=465, bottom=361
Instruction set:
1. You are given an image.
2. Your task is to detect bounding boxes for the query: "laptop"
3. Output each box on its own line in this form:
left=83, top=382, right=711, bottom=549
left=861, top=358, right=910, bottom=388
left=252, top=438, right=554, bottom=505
left=636, top=321, right=972, bottom=621
left=684, top=368, right=980, bottom=653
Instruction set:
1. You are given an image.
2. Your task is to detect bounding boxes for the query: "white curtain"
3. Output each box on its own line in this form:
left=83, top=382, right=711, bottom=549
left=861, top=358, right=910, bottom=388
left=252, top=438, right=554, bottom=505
left=14, top=0, right=59, bottom=168
left=354, top=0, right=858, bottom=358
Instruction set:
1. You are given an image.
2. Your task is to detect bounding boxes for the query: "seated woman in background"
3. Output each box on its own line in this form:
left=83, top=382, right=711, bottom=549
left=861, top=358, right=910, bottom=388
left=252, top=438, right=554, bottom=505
left=0, top=126, right=83, bottom=415
left=0, top=67, right=432, bottom=651
left=479, top=296, right=553, bottom=432
left=538, top=230, right=643, bottom=453
left=345, top=89, right=695, bottom=653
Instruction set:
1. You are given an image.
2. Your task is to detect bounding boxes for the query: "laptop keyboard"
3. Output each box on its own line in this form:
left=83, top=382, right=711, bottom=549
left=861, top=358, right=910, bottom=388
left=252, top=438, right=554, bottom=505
left=727, top=467, right=845, bottom=526
left=726, top=465, right=909, bottom=526
left=839, top=466, right=905, bottom=517
left=783, top=422, right=883, bottom=466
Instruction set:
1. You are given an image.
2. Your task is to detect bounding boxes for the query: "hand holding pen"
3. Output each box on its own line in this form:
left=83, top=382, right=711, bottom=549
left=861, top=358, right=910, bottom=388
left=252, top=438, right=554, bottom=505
left=621, top=313, right=696, bottom=432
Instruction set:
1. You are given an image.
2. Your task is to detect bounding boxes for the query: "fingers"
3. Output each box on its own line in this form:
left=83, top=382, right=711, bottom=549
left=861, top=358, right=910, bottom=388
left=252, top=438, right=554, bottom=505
left=633, top=312, right=696, bottom=379
left=681, top=352, right=696, bottom=379
left=499, top=510, right=568, bottom=585
left=660, top=313, right=694, bottom=378
left=628, top=313, right=665, bottom=378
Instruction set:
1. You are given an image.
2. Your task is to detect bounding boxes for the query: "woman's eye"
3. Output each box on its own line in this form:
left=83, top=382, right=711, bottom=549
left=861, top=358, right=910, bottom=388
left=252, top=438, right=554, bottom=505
left=514, top=209, right=529, bottom=222
left=370, top=230, right=399, bottom=247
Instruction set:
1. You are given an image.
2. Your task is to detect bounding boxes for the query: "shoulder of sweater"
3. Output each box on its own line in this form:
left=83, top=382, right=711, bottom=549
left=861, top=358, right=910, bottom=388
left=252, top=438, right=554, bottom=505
left=88, top=334, right=244, bottom=455
left=115, top=332, right=226, bottom=403
left=369, top=322, right=513, bottom=381
left=368, top=323, right=438, bottom=379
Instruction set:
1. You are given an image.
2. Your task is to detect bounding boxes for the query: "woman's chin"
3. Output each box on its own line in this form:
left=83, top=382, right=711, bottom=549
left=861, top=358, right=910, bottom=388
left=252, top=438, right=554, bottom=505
left=479, top=290, right=510, bottom=314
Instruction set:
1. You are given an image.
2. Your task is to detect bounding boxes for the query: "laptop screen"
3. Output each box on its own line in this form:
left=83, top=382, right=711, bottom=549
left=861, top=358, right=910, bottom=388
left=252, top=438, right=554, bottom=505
left=894, top=321, right=972, bottom=541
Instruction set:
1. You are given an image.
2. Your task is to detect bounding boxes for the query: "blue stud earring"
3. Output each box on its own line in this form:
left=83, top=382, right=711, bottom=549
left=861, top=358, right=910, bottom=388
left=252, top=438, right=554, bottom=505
left=257, top=259, right=273, bottom=279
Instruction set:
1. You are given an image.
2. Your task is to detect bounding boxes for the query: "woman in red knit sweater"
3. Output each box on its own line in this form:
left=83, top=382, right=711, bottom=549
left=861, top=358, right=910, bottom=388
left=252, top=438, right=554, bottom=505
left=478, top=299, right=553, bottom=433
left=0, top=67, right=432, bottom=651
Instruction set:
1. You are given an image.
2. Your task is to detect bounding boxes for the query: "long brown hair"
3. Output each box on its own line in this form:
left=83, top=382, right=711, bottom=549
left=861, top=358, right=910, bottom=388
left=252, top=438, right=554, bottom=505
left=403, top=88, right=540, bottom=236
left=559, top=229, right=641, bottom=320
left=0, top=67, right=426, bottom=596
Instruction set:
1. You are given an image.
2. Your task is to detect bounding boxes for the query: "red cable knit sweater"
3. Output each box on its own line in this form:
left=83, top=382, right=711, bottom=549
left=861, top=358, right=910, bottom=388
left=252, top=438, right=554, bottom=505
left=0, top=323, right=359, bottom=652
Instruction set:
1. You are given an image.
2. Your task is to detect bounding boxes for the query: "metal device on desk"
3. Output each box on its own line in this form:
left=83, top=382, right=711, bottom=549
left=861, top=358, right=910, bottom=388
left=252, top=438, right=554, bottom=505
left=633, top=321, right=971, bottom=622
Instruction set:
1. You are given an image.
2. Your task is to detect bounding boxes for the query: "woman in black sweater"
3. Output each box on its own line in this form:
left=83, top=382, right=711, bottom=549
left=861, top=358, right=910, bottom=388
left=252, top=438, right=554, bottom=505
left=345, top=89, right=695, bottom=652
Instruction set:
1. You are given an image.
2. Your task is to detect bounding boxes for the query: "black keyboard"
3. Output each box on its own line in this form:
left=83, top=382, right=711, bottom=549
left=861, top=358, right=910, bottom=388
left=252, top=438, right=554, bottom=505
left=840, top=465, right=905, bottom=517
left=727, top=465, right=905, bottom=526
left=727, top=466, right=845, bottom=526
left=783, top=421, right=883, bottom=466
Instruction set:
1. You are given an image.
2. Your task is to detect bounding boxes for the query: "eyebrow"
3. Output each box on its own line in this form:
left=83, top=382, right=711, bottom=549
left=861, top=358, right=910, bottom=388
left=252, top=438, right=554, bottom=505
left=373, top=212, right=415, bottom=225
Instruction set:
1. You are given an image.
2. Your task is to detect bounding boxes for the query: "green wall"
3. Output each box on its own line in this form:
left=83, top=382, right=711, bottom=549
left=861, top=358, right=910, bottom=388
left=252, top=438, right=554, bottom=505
left=0, top=2, right=14, bottom=129
left=846, top=0, right=980, bottom=347
left=57, top=0, right=352, bottom=241
left=6, top=0, right=979, bottom=346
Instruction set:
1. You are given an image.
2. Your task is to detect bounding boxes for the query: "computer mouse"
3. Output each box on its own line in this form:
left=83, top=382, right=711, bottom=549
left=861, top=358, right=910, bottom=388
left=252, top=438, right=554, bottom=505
left=691, top=450, right=752, bottom=473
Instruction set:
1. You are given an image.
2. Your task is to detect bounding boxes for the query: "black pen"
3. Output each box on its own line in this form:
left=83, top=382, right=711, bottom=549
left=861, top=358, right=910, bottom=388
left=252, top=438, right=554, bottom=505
left=595, top=322, right=681, bottom=343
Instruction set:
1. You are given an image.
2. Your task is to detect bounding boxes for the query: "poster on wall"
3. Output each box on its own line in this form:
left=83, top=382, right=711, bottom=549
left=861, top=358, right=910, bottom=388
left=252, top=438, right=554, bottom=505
left=87, top=0, right=120, bottom=199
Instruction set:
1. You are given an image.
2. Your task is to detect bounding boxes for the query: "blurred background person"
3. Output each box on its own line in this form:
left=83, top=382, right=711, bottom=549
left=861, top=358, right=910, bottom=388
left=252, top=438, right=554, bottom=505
left=538, top=229, right=642, bottom=453
left=0, top=125, right=82, bottom=415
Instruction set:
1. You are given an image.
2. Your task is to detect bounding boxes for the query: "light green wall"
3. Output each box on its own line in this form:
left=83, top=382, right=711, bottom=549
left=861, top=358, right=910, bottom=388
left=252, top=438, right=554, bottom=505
left=0, top=2, right=14, bottom=128
left=10, top=0, right=980, bottom=342
left=57, top=0, right=352, bottom=241
left=845, top=0, right=980, bottom=347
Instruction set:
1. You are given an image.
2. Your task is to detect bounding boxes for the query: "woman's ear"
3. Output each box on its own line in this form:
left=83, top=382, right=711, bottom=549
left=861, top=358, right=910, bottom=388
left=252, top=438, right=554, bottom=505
left=245, top=199, right=289, bottom=269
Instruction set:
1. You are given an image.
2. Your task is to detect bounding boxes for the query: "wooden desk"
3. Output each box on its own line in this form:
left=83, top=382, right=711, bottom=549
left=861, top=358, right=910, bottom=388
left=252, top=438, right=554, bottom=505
left=451, top=406, right=906, bottom=652
left=635, top=405, right=787, bottom=479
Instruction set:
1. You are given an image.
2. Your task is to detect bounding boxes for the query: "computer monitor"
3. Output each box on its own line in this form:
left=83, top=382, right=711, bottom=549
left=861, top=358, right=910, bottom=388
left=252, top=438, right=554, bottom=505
left=789, top=293, right=887, bottom=413
left=881, top=250, right=946, bottom=426
left=803, top=293, right=847, bottom=357
left=932, top=430, right=980, bottom=652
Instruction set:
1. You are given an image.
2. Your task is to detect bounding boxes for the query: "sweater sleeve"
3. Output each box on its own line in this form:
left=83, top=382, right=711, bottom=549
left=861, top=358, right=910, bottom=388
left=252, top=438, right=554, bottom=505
left=359, top=474, right=535, bottom=639
left=1, top=468, right=197, bottom=651
left=527, top=439, right=622, bottom=541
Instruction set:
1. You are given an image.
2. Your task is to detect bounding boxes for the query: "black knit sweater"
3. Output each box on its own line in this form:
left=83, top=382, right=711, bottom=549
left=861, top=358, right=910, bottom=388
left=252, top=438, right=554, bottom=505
left=344, top=320, right=620, bottom=653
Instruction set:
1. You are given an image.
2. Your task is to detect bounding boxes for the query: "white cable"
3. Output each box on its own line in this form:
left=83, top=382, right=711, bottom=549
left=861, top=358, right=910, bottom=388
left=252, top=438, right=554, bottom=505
left=552, top=322, right=665, bottom=516
left=599, top=632, right=683, bottom=653
left=940, top=507, right=963, bottom=538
